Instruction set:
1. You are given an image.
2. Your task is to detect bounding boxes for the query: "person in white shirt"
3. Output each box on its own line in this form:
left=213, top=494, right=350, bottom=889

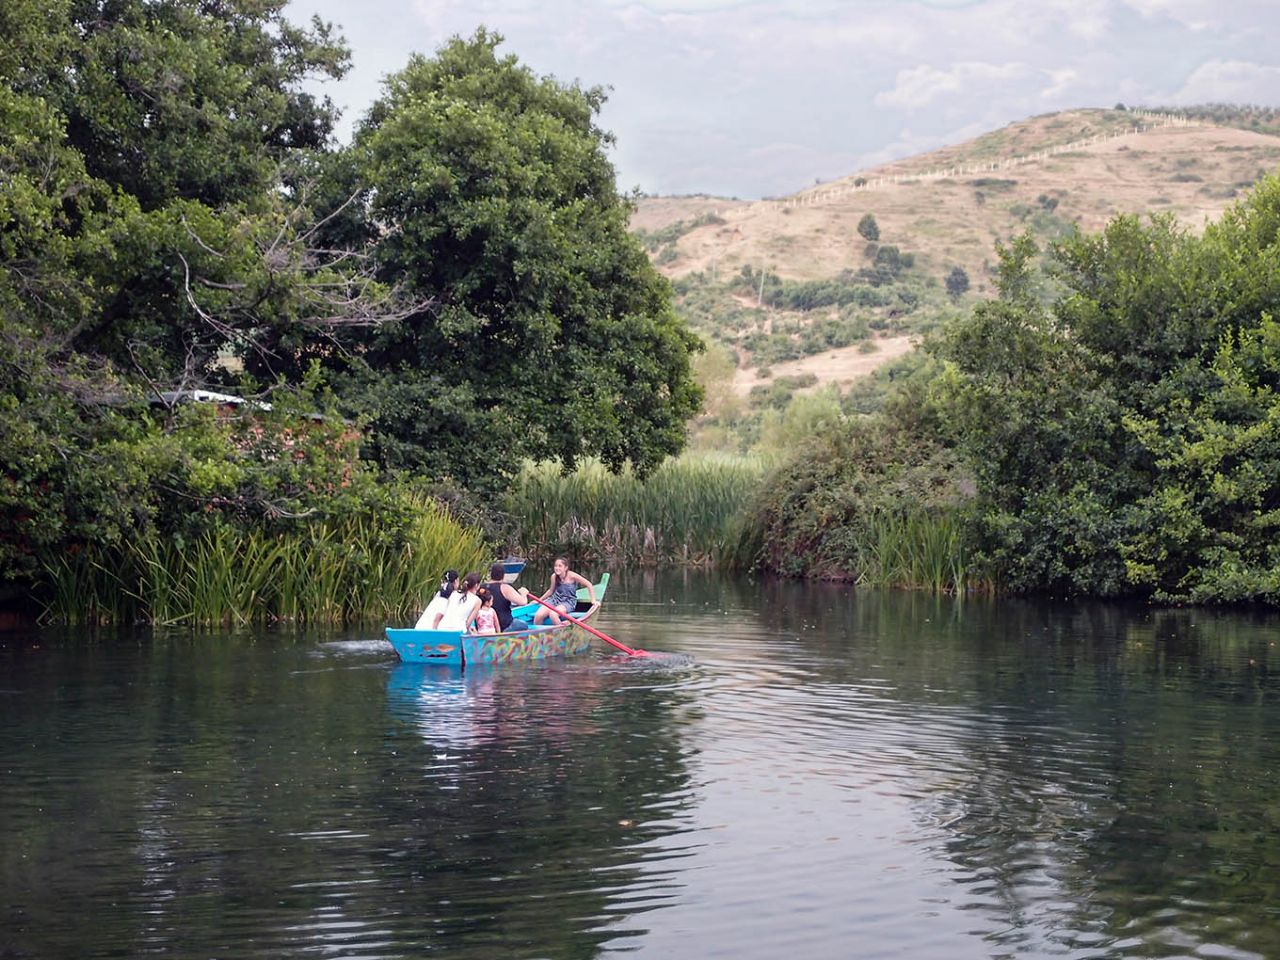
left=414, top=570, right=459, bottom=629
left=437, top=572, right=483, bottom=632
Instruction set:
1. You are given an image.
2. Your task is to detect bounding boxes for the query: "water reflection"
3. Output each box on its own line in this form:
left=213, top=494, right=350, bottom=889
left=378, top=656, right=701, bottom=958
left=4, top=578, right=1280, bottom=958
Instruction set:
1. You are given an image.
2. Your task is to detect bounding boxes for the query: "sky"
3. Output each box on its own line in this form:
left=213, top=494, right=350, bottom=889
left=283, top=0, right=1280, bottom=199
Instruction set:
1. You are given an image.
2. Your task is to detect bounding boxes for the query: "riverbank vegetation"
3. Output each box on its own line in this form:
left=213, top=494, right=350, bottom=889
left=729, top=172, right=1280, bottom=603
left=1, top=5, right=701, bottom=622
left=504, top=455, right=768, bottom=566
left=7, top=1, right=1280, bottom=616
left=43, top=505, right=488, bottom=626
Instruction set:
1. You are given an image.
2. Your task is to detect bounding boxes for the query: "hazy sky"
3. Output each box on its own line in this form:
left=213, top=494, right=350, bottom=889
left=284, top=0, right=1280, bottom=199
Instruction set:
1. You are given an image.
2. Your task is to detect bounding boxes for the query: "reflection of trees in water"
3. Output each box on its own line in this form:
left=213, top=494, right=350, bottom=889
left=693, top=581, right=1280, bottom=955
left=381, top=660, right=698, bottom=958
left=0, top=632, right=697, bottom=960
left=816, top=594, right=1280, bottom=957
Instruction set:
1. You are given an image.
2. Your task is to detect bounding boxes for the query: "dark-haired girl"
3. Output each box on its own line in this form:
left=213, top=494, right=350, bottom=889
left=533, top=557, right=595, bottom=626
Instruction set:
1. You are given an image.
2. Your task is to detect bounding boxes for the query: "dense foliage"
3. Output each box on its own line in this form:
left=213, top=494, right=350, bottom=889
left=934, top=175, right=1280, bottom=602
left=303, top=31, right=703, bottom=487
left=732, top=173, right=1280, bottom=604
left=1, top=10, right=703, bottom=614
left=726, top=408, right=976, bottom=588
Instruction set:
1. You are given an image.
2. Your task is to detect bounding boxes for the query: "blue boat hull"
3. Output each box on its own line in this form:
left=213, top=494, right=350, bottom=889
left=386, top=574, right=609, bottom=666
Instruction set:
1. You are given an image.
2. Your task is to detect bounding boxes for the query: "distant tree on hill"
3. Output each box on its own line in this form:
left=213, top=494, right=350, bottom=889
left=858, top=213, right=880, bottom=242
left=946, top=266, right=970, bottom=300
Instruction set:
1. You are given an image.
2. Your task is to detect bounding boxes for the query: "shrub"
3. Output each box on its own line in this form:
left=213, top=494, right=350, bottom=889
left=728, top=414, right=976, bottom=588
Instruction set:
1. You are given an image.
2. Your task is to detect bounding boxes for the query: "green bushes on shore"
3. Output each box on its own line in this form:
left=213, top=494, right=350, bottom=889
left=6, top=360, right=488, bottom=625
left=724, top=414, right=982, bottom=590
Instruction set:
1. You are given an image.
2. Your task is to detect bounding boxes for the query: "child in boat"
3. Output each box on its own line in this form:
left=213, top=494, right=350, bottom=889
left=472, top=588, right=500, bottom=635
left=532, top=556, right=596, bottom=626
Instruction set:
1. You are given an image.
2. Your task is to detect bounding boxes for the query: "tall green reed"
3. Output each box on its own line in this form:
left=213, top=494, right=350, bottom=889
left=858, top=509, right=971, bottom=592
left=505, top=454, right=767, bottom=565
left=39, top=498, right=488, bottom=626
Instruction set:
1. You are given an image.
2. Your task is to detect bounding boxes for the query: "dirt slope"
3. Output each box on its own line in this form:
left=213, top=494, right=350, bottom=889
left=638, top=109, right=1280, bottom=294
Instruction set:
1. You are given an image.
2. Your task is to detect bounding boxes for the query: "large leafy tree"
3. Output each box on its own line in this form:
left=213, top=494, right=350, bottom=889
left=0, top=0, right=377, bottom=589
left=1, top=0, right=361, bottom=385
left=933, top=174, right=1280, bottom=602
left=309, top=30, right=702, bottom=488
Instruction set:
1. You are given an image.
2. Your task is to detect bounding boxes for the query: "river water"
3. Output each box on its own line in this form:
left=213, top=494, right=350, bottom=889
left=3, top=570, right=1280, bottom=959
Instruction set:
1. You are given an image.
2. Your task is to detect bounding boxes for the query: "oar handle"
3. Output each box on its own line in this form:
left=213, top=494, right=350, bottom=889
left=525, top=592, right=647, bottom=657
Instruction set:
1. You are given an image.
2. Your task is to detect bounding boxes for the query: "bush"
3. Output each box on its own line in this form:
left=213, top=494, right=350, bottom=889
left=728, top=414, right=975, bottom=587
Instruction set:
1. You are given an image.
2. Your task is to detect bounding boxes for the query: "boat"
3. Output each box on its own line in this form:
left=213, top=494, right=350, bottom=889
left=496, top=557, right=526, bottom=583
left=385, top=573, right=610, bottom=666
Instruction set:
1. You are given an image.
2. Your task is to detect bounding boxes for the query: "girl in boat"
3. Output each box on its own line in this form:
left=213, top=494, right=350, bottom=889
left=437, top=573, right=483, bottom=632
left=471, top=588, right=500, bottom=635
left=532, top=557, right=596, bottom=626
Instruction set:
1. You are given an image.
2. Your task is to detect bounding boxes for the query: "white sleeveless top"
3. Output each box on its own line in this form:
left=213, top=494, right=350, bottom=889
left=413, top=592, right=451, bottom=630
left=437, top=589, right=479, bottom=631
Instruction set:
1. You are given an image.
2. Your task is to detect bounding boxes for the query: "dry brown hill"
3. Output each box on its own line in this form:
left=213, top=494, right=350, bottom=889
left=635, top=108, right=1280, bottom=400
left=636, top=108, right=1280, bottom=291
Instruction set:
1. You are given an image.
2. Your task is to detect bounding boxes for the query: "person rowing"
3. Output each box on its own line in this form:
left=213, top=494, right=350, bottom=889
left=532, top=557, right=596, bottom=626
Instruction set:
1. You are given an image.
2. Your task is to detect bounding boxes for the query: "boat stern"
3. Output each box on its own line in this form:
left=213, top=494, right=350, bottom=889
left=385, top=628, right=465, bottom=665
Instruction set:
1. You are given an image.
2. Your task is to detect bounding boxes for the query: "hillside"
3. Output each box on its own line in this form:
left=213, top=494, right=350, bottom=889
left=634, top=108, right=1280, bottom=403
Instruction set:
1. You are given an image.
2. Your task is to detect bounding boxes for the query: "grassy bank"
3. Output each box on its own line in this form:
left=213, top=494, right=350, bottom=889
left=503, top=449, right=982, bottom=593
left=41, top=500, right=488, bottom=626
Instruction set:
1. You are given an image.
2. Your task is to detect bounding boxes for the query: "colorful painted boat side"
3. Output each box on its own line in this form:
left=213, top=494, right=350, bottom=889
left=385, top=574, right=610, bottom=666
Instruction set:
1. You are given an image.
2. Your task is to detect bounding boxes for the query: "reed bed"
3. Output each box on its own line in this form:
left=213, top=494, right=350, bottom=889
left=855, top=510, right=973, bottom=592
left=40, top=500, right=488, bottom=626
left=506, top=454, right=768, bottom=565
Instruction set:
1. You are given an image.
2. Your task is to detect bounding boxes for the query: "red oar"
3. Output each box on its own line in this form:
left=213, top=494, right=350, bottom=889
left=526, top=593, right=650, bottom=658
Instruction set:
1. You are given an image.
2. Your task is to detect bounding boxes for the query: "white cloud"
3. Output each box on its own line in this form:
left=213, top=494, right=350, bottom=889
left=408, top=0, right=468, bottom=33
left=1059, top=0, right=1111, bottom=39
left=1172, top=59, right=1280, bottom=103
left=875, top=61, right=1029, bottom=110
left=1041, top=67, right=1078, bottom=101
left=600, top=0, right=785, bottom=11
left=1123, top=0, right=1218, bottom=29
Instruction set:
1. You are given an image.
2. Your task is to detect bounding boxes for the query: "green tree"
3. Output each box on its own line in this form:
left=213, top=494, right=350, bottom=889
left=55, top=0, right=349, bottom=211
left=932, top=176, right=1280, bottom=602
left=0, top=0, right=399, bottom=596
left=325, top=30, right=702, bottom=487
left=1, top=0, right=359, bottom=388
left=857, top=212, right=880, bottom=242
left=945, top=265, right=970, bottom=299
